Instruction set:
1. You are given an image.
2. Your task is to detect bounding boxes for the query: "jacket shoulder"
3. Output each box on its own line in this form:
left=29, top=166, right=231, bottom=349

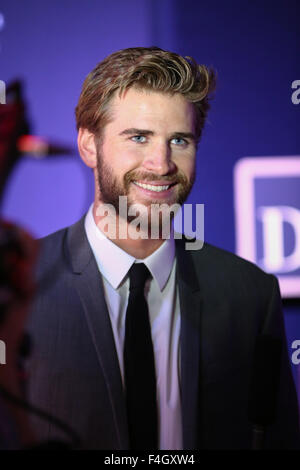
left=192, top=240, right=271, bottom=276
left=36, top=225, right=68, bottom=265
left=177, top=237, right=278, bottom=297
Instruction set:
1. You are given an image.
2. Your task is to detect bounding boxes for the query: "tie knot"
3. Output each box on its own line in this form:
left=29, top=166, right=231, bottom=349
left=129, top=263, right=150, bottom=291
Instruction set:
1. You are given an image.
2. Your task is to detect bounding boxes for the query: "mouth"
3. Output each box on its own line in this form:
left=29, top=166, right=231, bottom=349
left=132, top=181, right=177, bottom=194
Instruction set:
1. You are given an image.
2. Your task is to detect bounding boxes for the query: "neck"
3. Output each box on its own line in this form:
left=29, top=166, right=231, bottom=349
left=93, top=202, right=172, bottom=259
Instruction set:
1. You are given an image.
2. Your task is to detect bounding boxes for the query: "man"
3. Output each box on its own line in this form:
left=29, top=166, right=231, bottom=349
left=26, top=47, right=300, bottom=450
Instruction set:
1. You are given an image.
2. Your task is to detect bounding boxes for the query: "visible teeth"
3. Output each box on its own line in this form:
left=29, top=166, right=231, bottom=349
left=134, top=181, right=171, bottom=192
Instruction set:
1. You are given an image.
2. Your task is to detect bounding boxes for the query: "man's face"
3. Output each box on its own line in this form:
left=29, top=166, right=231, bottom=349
left=95, top=87, right=197, bottom=216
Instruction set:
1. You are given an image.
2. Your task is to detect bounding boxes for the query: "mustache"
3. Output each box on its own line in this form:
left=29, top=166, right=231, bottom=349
left=124, top=170, right=188, bottom=186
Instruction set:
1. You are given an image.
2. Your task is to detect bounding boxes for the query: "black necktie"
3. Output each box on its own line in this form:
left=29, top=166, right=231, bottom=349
left=124, top=263, right=158, bottom=450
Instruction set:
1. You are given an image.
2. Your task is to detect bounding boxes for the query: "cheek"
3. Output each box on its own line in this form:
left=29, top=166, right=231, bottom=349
left=106, top=140, right=145, bottom=169
left=175, top=153, right=196, bottom=177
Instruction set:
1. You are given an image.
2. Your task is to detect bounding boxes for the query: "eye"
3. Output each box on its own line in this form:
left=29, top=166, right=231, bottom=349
left=171, top=137, right=187, bottom=146
left=131, top=135, right=147, bottom=143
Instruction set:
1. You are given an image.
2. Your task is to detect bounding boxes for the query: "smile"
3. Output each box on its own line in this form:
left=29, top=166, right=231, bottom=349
left=133, top=181, right=174, bottom=192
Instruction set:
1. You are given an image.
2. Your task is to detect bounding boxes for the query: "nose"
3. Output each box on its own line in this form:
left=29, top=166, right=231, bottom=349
left=142, top=142, right=176, bottom=175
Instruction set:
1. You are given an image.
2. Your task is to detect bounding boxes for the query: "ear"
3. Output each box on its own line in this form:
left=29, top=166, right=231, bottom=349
left=77, top=128, right=97, bottom=168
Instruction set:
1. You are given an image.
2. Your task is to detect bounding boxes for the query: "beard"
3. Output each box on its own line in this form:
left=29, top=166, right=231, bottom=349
left=95, top=148, right=195, bottom=235
left=97, top=151, right=194, bottom=205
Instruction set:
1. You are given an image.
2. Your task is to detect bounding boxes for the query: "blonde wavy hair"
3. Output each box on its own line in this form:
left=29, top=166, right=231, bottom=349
left=75, top=46, right=216, bottom=143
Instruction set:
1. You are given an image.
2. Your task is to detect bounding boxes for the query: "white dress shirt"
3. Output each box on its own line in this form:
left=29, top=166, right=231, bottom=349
left=84, top=203, right=182, bottom=450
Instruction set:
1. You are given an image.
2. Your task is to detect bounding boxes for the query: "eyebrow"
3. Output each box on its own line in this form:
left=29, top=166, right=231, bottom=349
left=119, top=128, right=154, bottom=137
left=119, top=128, right=196, bottom=142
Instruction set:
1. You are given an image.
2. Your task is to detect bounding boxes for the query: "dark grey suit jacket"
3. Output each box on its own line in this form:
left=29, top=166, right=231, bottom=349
left=25, top=214, right=300, bottom=449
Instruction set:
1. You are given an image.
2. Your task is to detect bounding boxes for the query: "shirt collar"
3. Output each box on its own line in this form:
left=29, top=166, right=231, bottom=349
left=84, top=203, right=175, bottom=291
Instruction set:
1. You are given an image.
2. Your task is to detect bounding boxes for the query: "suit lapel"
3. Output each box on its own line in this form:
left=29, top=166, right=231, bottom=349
left=66, top=215, right=129, bottom=449
left=176, top=238, right=202, bottom=450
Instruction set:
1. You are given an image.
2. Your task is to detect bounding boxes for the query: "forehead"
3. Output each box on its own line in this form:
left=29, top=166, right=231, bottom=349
left=105, top=87, right=196, bottom=134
